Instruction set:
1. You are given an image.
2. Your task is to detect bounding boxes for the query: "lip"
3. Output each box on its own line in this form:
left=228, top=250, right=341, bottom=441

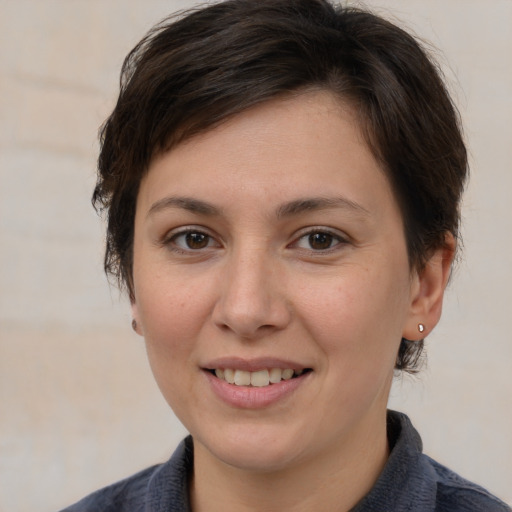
left=204, top=371, right=310, bottom=409
left=203, top=356, right=307, bottom=372
left=202, top=358, right=312, bottom=409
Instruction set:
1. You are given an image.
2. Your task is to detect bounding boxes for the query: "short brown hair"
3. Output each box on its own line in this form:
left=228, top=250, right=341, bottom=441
left=94, top=0, right=468, bottom=371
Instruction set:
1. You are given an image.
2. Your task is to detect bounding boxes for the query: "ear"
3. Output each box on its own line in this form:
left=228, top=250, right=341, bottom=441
left=402, top=233, right=456, bottom=340
left=131, top=301, right=144, bottom=336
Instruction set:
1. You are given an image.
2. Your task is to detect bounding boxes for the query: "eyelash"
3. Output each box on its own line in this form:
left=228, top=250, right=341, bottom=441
left=291, top=228, right=348, bottom=253
left=163, top=227, right=348, bottom=254
left=164, top=228, right=219, bottom=253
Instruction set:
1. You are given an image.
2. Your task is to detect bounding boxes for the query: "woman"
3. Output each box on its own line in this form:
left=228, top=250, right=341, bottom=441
left=62, top=0, right=510, bottom=510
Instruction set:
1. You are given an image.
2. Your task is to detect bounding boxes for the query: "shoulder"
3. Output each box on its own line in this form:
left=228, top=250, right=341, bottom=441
left=59, top=436, right=194, bottom=512
left=59, top=464, right=161, bottom=512
left=369, top=411, right=511, bottom=512
left=423, top=455, right=511, bottom=512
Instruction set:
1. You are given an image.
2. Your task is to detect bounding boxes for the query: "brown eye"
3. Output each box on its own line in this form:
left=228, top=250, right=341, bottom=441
left=184, top=232, right=210, bottom=249
left=294, top=230, right=345, bottom=251
left=308, top=232, right=335, bottom=250
left=168, top=230, right=216, bottom=251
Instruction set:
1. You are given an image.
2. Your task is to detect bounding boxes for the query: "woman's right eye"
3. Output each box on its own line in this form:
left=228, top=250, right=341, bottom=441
left=167, top=230, right=218, bottom=251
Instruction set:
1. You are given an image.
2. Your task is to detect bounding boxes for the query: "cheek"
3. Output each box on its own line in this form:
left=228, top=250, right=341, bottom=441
left=133, top=275, right=213, bottom=398
left=136, top=270, right=211, bottom=335
left=136, top=276, right=208, bottom=411
left=295, top=266, right=409, bottom=366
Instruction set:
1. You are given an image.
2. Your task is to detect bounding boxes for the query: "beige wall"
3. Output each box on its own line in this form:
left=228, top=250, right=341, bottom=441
left=1, top=1, right=510, bottom=510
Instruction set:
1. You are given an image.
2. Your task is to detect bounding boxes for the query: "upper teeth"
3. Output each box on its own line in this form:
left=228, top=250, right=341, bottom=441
left=214, top=368, right=303, bottom=387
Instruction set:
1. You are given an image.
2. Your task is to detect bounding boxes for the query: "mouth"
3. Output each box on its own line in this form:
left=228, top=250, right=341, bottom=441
left=207, top=368, right=312, bottom=387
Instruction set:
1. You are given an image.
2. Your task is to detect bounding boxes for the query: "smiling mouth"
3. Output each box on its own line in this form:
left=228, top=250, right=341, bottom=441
left=208, top=368, right=312, bottom=387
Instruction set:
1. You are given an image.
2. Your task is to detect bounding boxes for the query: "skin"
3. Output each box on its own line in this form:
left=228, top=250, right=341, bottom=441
left=131, top=91, right=454, bottom=512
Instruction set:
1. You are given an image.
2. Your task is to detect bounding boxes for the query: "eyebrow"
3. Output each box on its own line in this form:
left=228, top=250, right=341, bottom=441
left=276, top=197, right=370, bottom=218
left=147, top=195, right=370, bottom=219
left=148, top=196, right=221, bottom=217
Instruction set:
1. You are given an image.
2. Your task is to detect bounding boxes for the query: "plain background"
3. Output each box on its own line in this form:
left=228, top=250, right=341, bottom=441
left=0, top=1, right=511, bottom=510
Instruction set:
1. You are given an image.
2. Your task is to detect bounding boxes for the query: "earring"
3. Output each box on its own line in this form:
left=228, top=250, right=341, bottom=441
left=131, top=319, right=137, bottom=332
left=418, top=323, right=425, bottom=333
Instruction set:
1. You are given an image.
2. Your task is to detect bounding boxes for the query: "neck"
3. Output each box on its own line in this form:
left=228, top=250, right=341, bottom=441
left=190, top=410, right=389, bottom=512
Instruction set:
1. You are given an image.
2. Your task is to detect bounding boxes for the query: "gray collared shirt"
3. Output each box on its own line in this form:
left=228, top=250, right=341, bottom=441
left=61, top=411, right=511, bottom=512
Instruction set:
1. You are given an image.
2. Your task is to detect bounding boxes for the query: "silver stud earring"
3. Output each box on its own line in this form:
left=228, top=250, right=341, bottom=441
left=418, top=323, right=425, bottom=333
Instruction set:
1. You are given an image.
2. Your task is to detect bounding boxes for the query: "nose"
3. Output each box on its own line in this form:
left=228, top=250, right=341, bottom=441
left=212, top=247, right=291, bottom=339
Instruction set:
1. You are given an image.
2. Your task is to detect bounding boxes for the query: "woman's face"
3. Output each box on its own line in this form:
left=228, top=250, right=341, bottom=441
left=132, top=92, right=423, bottom=472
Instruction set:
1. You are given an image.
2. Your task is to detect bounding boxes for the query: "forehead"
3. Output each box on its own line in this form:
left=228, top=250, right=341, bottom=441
left=138, top=91, right=398, bottom=222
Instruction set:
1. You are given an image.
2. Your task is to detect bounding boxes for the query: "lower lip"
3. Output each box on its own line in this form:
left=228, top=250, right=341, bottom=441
left=204, top=371, right=310, bottom=409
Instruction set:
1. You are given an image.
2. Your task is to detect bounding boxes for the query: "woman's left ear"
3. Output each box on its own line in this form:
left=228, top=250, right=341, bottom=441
left=403, top=233, right=456, bottom=340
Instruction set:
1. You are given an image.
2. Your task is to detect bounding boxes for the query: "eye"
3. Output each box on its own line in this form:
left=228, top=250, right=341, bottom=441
left=167, top=230, right=218, bottom=251
left=294, top=230, right=345, bottom=251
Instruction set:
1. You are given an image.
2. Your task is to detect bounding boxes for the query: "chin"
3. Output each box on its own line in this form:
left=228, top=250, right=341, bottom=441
left=214, top=445, right=301, bottom=473
left=193, top=424, right=308, bottom=473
